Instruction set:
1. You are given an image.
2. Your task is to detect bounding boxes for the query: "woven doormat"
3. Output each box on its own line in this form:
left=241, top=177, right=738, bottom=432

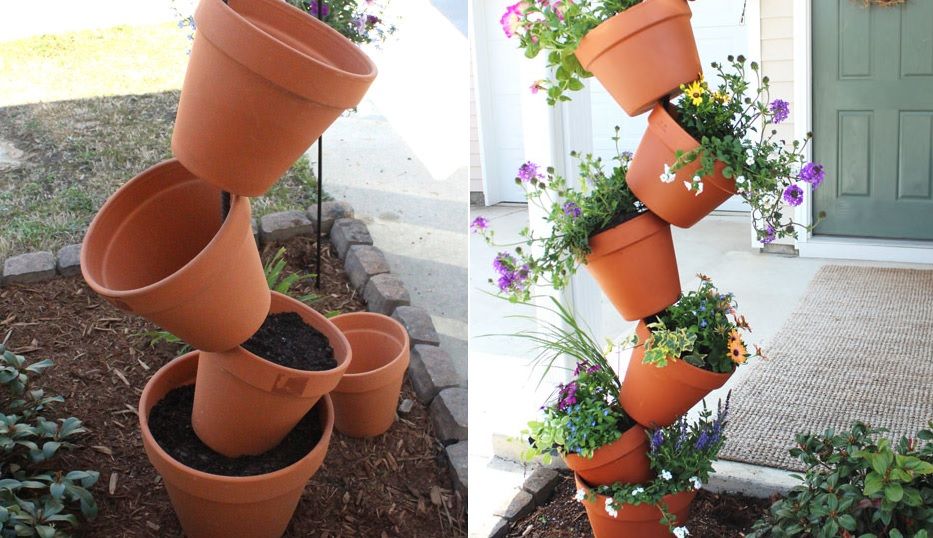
left=718, top=264, right=933, bottom=471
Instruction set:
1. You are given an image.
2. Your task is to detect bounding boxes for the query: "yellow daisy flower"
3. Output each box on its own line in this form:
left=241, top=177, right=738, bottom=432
left=714, top=91, right=730, bottom=104
left=728, top=332, right=747, bottom=364
left=686, top=80, right=705, bottom=106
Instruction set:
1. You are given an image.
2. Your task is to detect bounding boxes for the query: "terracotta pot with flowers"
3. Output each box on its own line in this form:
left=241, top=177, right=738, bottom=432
left=473, top=129, right=680, bottom=322
left=620, top=275, right=761, bottom=428
left=501, top=0, right=701, bottom=115
left=627, top=56, right=826, bottom=236
left=576, top=398, right=730, bottom=538
left=515, top=299, right=652, bottom=487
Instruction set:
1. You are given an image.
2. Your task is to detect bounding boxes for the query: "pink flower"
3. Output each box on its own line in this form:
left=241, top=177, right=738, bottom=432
left=500, top=2, right=524, bottom=38
left=530, top=80, right=545, bottom=94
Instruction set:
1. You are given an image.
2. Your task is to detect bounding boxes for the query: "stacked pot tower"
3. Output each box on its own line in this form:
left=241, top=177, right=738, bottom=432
left=78, top=0, right=410, bottom=536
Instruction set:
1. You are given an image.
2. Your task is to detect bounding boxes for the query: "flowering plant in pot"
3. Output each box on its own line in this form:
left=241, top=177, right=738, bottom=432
left=284, top=0, right=397, bottom=45
left=621, top=275, right=761, bottom=427
left=500, top=0, right=701, bottom=114
left=514, top=298, right=652, bottom=487
left=576, top=397, right=730, bottom=538
left=472, top=128, right=680, bottom=320
left=748, top=421, right=933, bottom=538
left=627, top=55, right=826, bottom=237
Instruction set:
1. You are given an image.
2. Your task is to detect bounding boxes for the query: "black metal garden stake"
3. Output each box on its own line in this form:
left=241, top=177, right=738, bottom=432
left=314, top=0, right=324, bottom=289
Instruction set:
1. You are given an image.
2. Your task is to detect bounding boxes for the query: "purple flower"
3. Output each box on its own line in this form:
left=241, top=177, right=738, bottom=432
left=365, top=14, right=380, bottom=27
left=782, top=184, right=804, bottom=207
left=558, top=381, right=578, bottom=411
left=649, top=429, right=664, bottom=452
left=562, top=201, right=581, bottom=218
left=308, top=1, right=330, bottom=18
left=695, top=430, right=711, bottom=451
left=471, top=216, right=489, bottom=233
left=761, top=224, right=776, bottom=245
left=517, top=161, right=542, bottom=183
left=769, top=99, right=790, bottom=124
left=799, top=162, right=825, bottom=189
left=494, top=252, right=530, bottom=293
left=493, top=252, right=515, bottom=274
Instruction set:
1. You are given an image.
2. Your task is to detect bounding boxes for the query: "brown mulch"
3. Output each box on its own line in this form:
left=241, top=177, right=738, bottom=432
left=0, top=236, right=465, bottom=537
left=506, top=472, right=770, bottom=538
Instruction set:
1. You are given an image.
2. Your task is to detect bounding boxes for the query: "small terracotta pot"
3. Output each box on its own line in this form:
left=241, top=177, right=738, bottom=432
left=80, top=159, right=269, bottom=352
left=139, top=352, right=335, bottom=538
left=627, top=104, right=737, bottom=228
left=621, top=321, right=732, bottom=428
left=173, top=0, right=377, bottom=196
left=329, top=312, right=410, bottom=438
left=575, top=474, right=696, bottom=538
left=585, top=212, right=681, bottom=322
left=574, top=0, right=701, bottom=116
left=192, top=292, right=351, bottom=457
left=563, top=424, right=653, bottom=487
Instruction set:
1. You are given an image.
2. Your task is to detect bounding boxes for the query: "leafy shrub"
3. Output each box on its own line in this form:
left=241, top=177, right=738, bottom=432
left=749, top=422, right=933, bottom=538
left=0, top=341, right=99, bottom=537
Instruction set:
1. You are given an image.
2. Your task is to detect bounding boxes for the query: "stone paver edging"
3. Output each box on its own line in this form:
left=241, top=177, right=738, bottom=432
left=0, top=200, right=468, bottom=495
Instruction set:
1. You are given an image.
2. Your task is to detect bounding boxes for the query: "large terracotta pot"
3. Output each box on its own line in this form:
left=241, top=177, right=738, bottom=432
left=563, top=424, right=653, bottom=487
left=575, top=474, right=696, bottom=538
left=585, top=212, right=681, bottom=322
left=329, top=312, right=410, bottom=438
left=80, top=159, right=269, bottom=352
left=621, top=321, right=732, bottom=428
left=140, top=352, right=335, bottom=538
left=173, top=0, right=377, bottom=196
left=574, top=0, right=701, bottom=116
left=192, top=292, right=351, bottom=457
left=628, top=104, right=737, bottom=228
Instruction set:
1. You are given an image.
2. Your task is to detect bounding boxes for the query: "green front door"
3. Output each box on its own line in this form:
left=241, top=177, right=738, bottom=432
left=813, top=0, right=933, bottom=240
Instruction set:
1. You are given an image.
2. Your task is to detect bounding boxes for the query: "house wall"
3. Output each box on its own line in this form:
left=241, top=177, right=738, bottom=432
left=470, top=64, right=484, bottom=203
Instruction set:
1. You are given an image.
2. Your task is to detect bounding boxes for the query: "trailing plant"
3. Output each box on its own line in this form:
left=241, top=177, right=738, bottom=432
left=500, top=0, right=640, bottom=105
left=0, top=337, right=99, bottom=538
left=748, top=422, right=933, bottom=538
left=472, top=127, right=643, bottom=302
left=578, top=397, right=730, bottom=535
left=664, top=56, right=825, bottom=244
left=284, top=0, right=396, bottom=45
left=638, top=274, right=762, bottom=373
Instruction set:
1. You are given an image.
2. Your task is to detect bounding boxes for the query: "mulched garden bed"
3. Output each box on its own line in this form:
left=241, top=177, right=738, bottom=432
left=507, top=472, right=770, bottom=538
left=0, top=236, right=465, bottom=537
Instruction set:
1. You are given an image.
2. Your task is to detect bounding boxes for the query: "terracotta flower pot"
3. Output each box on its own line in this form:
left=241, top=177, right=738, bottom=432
left=139, top=352, right=335, bottom=538
left=627, top=104, right=737, bottom=228
left=80, top=159, right=269, bottom=352
left=621, top=321, right=732, bottom=428
left=192, top=292, right=351, bottom=457
left=575, top=474, right=696, bottom=538
left=585, top=212, right=681, bottom=322
left=563, top=424, right=653, bottom=487
left=329, top=312, right=410, bottom=438
left=172, top=0, right=377, bottom=196
left=574, top=0, right=701, bottom=116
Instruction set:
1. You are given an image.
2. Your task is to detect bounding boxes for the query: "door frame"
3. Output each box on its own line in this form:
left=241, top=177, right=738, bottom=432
left=791, top=0, right=933, bottom=263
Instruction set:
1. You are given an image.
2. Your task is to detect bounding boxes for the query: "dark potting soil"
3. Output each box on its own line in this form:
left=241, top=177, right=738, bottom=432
left=148, top=385, right=324, bottom=476
left=591, top=207, right=646, bottom=238
left=242, top=311, right=336, bottom=371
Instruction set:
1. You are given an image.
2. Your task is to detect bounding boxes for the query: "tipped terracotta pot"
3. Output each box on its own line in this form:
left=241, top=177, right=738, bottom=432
left=192, top=292, right=351, bottom=457
left=585, top=212, right=681, bottom=322
left=574, top=0, right=701, bottom=116
left=329, top=312, right=410, bottom=438
left=80, top=159, right=269, bottom=352
left=621, top=321, right=732, bottom=428
left=575, top=474, right=695, bottom=538
left=563, top=424, right=653, bottom=487
left=140, top=352, right=335, bottom=538
left=627, top=103, right=737, bottom=228
left=172, top=0, right=377, bottom=196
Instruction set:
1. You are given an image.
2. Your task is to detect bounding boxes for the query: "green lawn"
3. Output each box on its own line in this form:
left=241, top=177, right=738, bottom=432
left=0, top=23, right=320, bottom=261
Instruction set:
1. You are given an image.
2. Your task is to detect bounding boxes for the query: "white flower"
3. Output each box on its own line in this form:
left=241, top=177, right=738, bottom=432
left=673, top=526, right=691, bottom=538
left=695, top=181, right=704, bottom=196
left=631, top=487, right=645, bottom=496
left=745, top=149, right=755, bottom=166
left=689, top=476, right=703, bottom=490
left=736, top=175, right=746, bottom=184
left=604, top=498, right=619, bottom=518
left=574, top=489, right=586, bottom=502
left=660, top=469, right=673, bottom=481
left=660, top=164, right=676, bottom=183
left=684, top=179, right=704, bottom=196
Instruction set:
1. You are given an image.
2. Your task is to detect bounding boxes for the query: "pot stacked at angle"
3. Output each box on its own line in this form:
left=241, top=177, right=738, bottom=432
left=79, top=0, right=408, bottom=536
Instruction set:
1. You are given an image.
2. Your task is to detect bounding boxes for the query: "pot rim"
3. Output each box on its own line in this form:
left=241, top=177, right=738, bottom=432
left=587, top=211, right=670, bottom=260
left=563, top=423, right=648, bottom=471
left=574, top=473, right=697, bottom=522
left=633, top=320, right=734, bottom=387
left=80, top=159, right=250, bottom=302
left=139, top=351, right=336, bottom=485
left=330, top=312, right=410, bottom=389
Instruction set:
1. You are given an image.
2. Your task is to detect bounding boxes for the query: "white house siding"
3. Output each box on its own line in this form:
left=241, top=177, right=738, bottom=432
left=761, top=0, right=795, bottom=143
left=470, top=65, right=484, bottom=202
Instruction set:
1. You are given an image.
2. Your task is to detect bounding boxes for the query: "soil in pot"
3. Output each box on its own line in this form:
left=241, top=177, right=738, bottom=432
left=242, top=312, right=336, bottom=371
left=149, top=385, right=324, bottom=476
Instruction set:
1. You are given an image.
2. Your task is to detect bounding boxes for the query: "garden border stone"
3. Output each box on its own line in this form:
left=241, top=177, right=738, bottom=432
left=2, top=251, right=56, bottom=285
left=56, top=244, right=82, bottom=277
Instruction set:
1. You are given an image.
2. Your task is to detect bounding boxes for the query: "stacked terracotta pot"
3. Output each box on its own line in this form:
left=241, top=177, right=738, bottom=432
left=78, top=1, right=408, bottom=536
left=558, top=0, right=737, bottom=535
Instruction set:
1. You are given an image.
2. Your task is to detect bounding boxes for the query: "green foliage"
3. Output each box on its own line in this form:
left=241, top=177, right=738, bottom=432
left=141, top=330, right=190, bottom=354
left=0, top=339, right=99, bottom=537
left=502, top=0, right=640, bottom=105
left=748, top=422, right=933, bottom=538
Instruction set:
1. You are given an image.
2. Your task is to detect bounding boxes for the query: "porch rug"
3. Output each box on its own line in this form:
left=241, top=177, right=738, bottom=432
left=719, top=264, right=933, bottom=471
